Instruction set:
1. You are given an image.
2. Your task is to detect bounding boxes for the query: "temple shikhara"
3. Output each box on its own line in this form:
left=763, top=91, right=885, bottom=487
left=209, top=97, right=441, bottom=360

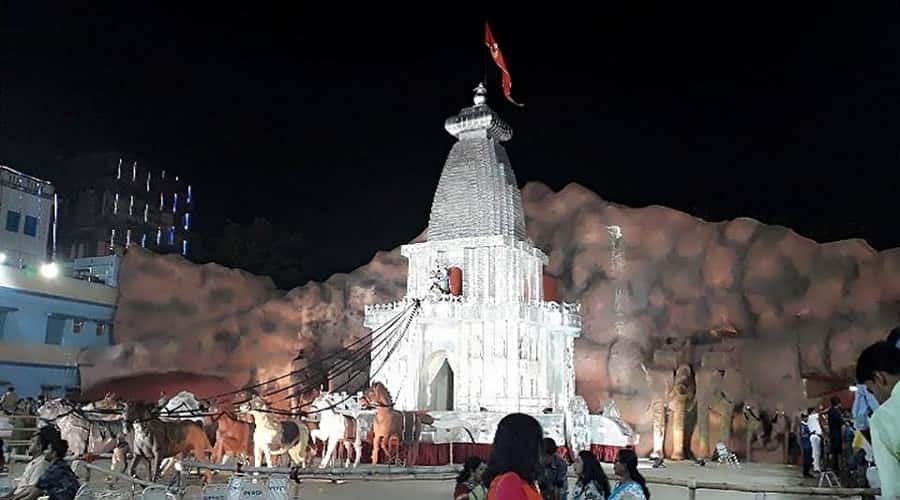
left=365, top=84, right=636, bottom=452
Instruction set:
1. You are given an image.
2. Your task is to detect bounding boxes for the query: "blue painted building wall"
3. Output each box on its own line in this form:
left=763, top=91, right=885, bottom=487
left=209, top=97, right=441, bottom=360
left=0, top=269, right=116, bottom=399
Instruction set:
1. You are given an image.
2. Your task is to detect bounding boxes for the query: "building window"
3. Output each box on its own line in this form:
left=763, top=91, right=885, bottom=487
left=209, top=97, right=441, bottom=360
left=159, top=193, right=164, bottom=211
left=45, top=317, right=65, bottom=345
left=116, top=158, right=122, bottom=179
left=5, top=211, right=20, bottom=232
left=96, top=323, right=106, bottom=336
left=113, top=193, right=119, bottom=214
left=172, top=193, right=178, bottom=213
left=23, top=215, right=38, bottom=237
left=182, top=239, right=188, bottom=255
left=141, top=233, right=147, bottom=247
left=187, top=185, right=192, bottom=204
left=146, top=171, right=151, bottom=192
left=72, top=319, right=83, bottom=334
left=129, top=195, right=134, bottom=216
left=0, top=311, right=8, bottom=339
left=184, top=213, right=190, bottom=231
left=169, top=226, right=175, bottom=245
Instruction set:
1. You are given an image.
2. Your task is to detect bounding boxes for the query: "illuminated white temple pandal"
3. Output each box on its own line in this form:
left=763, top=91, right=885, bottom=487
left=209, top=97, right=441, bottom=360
left=364, top=84, right=638, bottom=459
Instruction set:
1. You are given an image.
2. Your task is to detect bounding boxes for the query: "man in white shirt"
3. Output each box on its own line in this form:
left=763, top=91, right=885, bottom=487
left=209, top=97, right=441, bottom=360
left=0, top=388, right=18, bottom=415
left=0, top=426, right=59, bottom=500
left=806, top=408, right=824, bottom=473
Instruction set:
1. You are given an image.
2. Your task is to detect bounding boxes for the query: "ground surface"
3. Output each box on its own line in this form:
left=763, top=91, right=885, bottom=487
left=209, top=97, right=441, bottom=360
left=2, top=458, right=860, bottom=500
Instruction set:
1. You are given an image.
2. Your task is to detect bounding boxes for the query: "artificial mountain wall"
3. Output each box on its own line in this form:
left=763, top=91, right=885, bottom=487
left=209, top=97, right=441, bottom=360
left=79, top=181, right=900, bottom=459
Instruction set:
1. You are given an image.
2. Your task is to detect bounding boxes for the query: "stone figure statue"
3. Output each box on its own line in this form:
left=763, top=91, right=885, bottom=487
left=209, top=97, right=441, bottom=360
left=669, top=364, right=696, bottom=460
left=742, top=400, right=765, bottom=461
left=769, top=403, right=790, bottom=464
left=644, top=362, right=696, bottom=460
left=643, top=364, right=673, bottom=459
left=707, top=369, right=735, bottom=455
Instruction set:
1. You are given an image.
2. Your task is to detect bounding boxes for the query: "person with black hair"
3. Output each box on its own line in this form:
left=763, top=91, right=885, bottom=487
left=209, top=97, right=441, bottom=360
left=608, top=449, right=649, bottom=500
left=538, top=438, right=568, bottom=500
left=827, top=396, right=844, bottom=473
left=455, top=456, right=487, bottom=500
left=21, top=438, right=79, bottom=500
left=856, top=332, right=900, bottom=499
left=483, top=413, right=542, bottom=500
left=2, top=426, right=61, bottom=500
left=572, top=450, right=611, bottom=500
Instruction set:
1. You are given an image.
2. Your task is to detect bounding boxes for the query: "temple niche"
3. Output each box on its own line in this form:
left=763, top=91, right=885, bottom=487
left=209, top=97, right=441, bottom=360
left=81, top=113, right=900, bottom=465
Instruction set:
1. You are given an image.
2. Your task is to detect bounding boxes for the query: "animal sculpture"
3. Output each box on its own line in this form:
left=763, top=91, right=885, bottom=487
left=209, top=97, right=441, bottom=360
left=308, top=393, right=362, bottom=468
left=361, top=382, right=434, bottom=465
left=204, top=401, right=253, bottom=465
left=38, top=397, right=130, bottom=477
left=121, top=401, right=211, bottom=482
left=237, top=395, right=310, bottom=468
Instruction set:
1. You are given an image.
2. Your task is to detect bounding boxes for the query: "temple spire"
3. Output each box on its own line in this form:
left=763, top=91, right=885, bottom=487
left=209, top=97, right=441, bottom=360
left=473, top=82, right=487, bottom=106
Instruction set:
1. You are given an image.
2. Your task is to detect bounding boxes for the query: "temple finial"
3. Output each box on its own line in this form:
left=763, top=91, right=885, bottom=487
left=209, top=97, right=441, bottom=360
left=473, top=82, right=487, bottom=105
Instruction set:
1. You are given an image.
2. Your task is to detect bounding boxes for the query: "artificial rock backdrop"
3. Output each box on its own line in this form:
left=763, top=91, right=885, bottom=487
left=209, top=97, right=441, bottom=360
left=79, top=182, right=900, bottom=460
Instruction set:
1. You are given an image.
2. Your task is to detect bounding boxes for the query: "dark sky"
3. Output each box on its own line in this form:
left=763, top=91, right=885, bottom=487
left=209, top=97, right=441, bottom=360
left=3, top=4, right=900, bottom=282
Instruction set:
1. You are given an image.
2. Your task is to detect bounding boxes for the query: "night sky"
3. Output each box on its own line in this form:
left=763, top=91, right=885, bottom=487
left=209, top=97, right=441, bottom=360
left=3, top=4, right=900, bottom=283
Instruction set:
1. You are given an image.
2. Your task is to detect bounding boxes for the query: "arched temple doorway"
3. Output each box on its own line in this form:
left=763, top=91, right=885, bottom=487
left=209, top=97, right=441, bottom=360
left=424, top=351, right=454, bottom=411
left=430, top=359, right=454, bottom=410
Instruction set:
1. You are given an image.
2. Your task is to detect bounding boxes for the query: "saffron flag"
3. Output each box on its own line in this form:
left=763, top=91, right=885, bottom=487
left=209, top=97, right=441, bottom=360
left=484, top=22, right=524, bottom=107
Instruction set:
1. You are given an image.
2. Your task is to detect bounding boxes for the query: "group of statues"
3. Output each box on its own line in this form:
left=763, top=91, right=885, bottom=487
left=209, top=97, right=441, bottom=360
left=32, top=382, right=435, bottom=483
left=646, top=356, right=793, bottom=463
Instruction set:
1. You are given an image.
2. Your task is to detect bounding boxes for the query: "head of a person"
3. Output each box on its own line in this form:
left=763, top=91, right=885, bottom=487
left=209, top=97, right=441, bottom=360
left=806, top=407, right=815, bottom=416
left=456, top=456, right=486, bottom=484
left=29, top=425, right=61, bottom=458
left=541, top=437, right=558, bottom=464
left=830, top=396, right=842, bottom=408
left=483, top=413, right=543, bottom=488
left=576, top=450, right=611, bottom=497
left=43, top=438, right=68, bottom=462
left=856, top=338, right=900, bottom=404
left=614, top=449, right=650, bottom=498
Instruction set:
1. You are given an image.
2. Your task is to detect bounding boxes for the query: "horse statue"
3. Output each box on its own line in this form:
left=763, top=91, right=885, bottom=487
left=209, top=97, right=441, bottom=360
left=361, top=382, right=434, bottom=465
left=237, top=394, right=310, bottom=468
left=204, top=400, right=253, bottom=465
left=308, top=392, right=362, bottom=468
left=121, top=401, right=212, bottom=482
left=38, top=397, right=130, bottom=478
left=160, top=391, right=205, bottom=424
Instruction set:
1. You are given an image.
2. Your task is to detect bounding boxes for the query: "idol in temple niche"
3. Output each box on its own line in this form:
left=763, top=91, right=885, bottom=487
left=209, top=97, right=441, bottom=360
left=428, top=261, right=450, bottom=297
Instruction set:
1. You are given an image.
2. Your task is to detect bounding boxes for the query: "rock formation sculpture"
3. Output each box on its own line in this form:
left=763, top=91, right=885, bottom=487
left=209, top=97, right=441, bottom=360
left=79, top=182, right=900, bottom=462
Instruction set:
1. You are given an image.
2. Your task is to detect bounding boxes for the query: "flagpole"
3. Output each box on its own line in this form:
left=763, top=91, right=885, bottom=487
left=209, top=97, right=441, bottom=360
left=483, top=21, right=488, bottom=93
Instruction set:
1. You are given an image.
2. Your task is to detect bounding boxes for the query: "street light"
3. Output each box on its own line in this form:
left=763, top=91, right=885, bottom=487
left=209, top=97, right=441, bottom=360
left=40, top=262, right=59, bottom=279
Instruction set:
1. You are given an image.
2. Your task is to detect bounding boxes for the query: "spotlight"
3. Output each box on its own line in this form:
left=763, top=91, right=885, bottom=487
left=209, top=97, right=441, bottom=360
left=849, top=386, right=858, bottom=392
left=40, top=262, right=59, bottom=279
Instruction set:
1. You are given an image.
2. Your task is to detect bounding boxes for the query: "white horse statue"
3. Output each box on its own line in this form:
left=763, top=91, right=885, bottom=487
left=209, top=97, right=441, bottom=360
left=237, top=394, right=309, bottom=468
left=160, top=391, right=204, bottom=423
left=309, top=392, right=362, bottom=468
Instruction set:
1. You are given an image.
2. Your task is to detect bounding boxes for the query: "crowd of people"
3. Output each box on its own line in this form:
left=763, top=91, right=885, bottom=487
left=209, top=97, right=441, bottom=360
left=455, top=325, right=900, bottom=499
left=455, top=413, right=650, bottom=500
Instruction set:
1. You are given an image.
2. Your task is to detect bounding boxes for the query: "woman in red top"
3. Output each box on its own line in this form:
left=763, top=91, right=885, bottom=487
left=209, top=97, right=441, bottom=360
left=483, top=413, right=544, bottom=500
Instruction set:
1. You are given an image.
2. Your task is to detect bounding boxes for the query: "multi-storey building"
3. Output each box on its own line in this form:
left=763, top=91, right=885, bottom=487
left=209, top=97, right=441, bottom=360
left=0, top=164, right=115, bottom=398
left=56, top=153, right=193, bottom=260
left=0, top=165, right=56, bottom=269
